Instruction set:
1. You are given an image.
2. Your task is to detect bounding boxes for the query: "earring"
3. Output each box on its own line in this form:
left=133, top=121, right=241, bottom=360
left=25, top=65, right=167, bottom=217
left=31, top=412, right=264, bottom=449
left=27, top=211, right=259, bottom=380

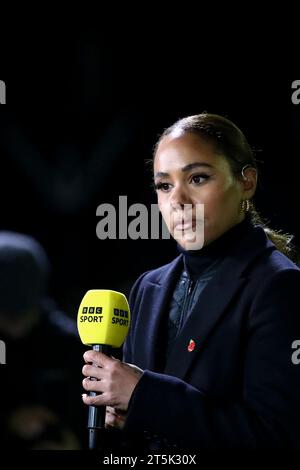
left=241, top=164, right=251, bottom=181
left=241, top=199, right=250, bottom=213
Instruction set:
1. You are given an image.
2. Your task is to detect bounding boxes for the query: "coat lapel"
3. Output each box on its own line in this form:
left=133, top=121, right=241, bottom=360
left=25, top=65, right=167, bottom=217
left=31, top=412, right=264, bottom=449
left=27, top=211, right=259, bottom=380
left=163, top=272, right=247, bottom=378
left=133, top=255, right=183, bottom=370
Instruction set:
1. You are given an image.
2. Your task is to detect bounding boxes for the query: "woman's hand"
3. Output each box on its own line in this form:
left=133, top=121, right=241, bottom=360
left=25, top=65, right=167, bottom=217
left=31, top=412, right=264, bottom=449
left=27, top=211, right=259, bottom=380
left=82, top=350, right=143, bottom=412
left=105, top=406, right=127, bottom=430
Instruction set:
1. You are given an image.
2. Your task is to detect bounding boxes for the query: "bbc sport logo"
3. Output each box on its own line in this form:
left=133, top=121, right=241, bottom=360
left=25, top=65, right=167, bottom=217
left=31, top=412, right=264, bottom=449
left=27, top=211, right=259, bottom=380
left=0, top=80, right=6, bottom=104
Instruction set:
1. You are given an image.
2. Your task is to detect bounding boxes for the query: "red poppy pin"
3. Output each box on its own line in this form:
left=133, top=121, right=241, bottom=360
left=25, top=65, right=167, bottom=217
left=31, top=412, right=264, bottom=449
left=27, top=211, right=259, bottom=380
left=188, top=339, right=196, bottom=352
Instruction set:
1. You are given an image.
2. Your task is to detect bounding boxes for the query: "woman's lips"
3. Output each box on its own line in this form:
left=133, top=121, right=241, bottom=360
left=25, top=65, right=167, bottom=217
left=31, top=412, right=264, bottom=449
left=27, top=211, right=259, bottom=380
left=174, top=219, right=197, bottom=230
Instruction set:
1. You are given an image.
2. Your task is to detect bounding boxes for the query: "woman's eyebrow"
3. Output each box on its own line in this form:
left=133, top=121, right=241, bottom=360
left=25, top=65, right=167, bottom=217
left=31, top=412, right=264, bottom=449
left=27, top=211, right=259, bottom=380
left=155, top=162, right=214, bottom=179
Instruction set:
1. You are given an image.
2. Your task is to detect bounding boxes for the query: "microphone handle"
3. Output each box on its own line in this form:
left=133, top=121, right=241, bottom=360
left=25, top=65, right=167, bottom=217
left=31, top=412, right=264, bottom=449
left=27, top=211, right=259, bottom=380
left=88, top=344, right=111, bottom=450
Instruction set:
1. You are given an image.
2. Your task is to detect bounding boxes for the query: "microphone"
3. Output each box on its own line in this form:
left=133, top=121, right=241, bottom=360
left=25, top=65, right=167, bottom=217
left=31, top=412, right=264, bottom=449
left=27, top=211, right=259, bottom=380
left=77, top=289, right=130, bottom=450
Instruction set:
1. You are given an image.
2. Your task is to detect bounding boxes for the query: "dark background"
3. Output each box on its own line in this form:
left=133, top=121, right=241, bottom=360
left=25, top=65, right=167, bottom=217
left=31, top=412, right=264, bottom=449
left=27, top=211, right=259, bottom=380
left=0, top=26, right=299, bottom=454
left=0, top=30, right=299, bottom=319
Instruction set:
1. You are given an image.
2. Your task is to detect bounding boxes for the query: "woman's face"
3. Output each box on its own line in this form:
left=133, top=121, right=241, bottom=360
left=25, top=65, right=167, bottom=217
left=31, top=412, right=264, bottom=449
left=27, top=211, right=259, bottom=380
left=154, top=131, right=255, bottom=250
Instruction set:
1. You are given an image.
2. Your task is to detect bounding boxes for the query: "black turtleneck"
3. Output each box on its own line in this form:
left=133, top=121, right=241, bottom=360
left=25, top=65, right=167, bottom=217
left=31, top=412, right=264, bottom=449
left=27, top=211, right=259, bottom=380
left=177, top=213, right=253, bottom=280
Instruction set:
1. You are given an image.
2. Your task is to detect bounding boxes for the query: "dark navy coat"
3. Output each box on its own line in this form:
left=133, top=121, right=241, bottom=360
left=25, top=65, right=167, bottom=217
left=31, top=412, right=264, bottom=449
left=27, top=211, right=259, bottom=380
left=123, top=223, right=300, bottom=449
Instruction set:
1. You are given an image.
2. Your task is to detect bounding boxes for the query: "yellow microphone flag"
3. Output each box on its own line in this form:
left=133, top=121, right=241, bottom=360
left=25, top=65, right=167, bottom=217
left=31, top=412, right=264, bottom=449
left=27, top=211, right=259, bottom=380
left=77, top=290, right=130, bottom=348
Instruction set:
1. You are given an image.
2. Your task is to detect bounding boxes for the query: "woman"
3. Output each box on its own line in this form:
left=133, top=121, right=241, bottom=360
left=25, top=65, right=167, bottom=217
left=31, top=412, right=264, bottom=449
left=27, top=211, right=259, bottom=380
left=82, top=113, right=300, bottom=450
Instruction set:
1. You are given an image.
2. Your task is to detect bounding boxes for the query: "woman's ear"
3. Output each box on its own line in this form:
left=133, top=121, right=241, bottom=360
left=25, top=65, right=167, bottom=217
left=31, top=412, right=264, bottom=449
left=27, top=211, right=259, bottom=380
left=240, top=167, right=257, bottom=199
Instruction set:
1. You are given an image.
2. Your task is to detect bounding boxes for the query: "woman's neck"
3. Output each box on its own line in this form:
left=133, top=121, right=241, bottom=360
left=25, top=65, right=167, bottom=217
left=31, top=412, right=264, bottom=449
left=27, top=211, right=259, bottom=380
left=177, top=214, right=253, bottom=279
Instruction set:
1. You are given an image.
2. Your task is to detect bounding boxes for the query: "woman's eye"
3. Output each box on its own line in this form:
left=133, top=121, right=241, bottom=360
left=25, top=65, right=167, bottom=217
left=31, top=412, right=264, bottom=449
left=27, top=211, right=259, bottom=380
left=191, top=174, right=209, bottom=185
left=154, top=182, right=171, bottom=192
left=154, top=175, right=209, bottom=192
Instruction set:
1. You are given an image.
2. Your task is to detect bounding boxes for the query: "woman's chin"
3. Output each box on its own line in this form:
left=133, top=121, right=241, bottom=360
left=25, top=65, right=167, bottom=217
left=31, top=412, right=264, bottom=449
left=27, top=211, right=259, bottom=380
left=173, top=231, right=205, bottom=251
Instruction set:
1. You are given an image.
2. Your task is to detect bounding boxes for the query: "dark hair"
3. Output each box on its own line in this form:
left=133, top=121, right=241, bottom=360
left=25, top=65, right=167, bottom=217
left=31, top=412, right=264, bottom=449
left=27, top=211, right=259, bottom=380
left=151, top=113, right=299, bottom=264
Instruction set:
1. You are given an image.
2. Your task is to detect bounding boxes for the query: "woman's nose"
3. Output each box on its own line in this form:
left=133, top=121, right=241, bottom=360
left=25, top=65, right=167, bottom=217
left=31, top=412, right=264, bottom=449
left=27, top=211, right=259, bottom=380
left=170, top=184, right=193, bottom=209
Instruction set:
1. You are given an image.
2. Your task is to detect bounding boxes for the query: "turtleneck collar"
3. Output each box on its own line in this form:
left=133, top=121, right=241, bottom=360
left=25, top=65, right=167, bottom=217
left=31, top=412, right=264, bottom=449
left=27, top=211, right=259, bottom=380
left=177, top=213, right=253, bottom=280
